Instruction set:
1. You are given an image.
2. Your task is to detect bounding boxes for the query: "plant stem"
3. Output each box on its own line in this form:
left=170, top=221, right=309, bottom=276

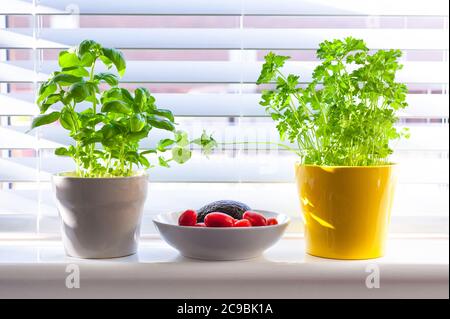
left=275, top=70, right=318, bottom=154
left=88, top=61, right=97, bottom=176
left=217, top=141, right=301, bottom=156
left=89, top=61, right=97, bottom=114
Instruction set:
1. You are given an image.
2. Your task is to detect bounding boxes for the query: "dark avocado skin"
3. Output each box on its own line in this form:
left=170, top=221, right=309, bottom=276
left=197, top=200, right=251, bottom=222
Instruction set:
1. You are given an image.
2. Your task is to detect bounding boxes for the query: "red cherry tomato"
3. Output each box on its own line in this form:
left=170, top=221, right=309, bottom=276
left=243, top=211, right=267, bottom=227
left=204, top=212, right=234, bottom=227
left=267, top=217, right=278, bottom=226
left=194, top=222, right=206, bottom=227
left=234, top=219, right=252, bottom=227
left=178, top=209, right=197, bottom=226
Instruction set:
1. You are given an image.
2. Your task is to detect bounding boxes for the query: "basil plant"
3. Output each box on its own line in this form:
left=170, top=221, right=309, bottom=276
left=31, top=40, right=216, bottom=177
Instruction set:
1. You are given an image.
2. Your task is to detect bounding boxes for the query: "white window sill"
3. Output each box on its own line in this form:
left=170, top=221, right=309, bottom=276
left=0, top=236, right=448, bottom=299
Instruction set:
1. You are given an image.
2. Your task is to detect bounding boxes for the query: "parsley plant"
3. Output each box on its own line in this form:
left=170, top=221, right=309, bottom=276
left=257, top=37, right=409, bottom=166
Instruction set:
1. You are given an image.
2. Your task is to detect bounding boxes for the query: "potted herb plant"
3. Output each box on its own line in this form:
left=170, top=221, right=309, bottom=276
left=257, top=37, right=409, bottom=259
left=30, top=40, right=215, bottom=258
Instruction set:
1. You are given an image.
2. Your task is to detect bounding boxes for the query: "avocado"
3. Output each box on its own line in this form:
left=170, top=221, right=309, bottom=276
left=197, top=200, right=251, bottom=222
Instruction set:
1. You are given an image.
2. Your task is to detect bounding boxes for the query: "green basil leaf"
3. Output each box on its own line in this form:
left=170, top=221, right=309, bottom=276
left=80, top=52, right=96, bottom=67
left=158, top=156, right=170, bottom=168
left=51, top=73, right=83, bottom=86
left=120, top=88, right=134, bottom=105
left=99, top=55, right=112, bottom=68
left=99, top=123, right=120, bottom=140
left=192, top=131, right=217, bottom=155
left=125, top=151, right=139, bottom=163
left=72, top=127, right=94, bottom=141
left=138, top=154, right=150, bottom=167
left=55, top=147, right=72, bottom=157
left=140, top=149, right=157, bottom=155
left=171, top=146, right=192, bottom=164
left=100, top=87, right=121, bottom=103
left=101, top=100, right=131, bottom=114
left=127, top=126, right=150, bottom=141
left=58, top=50, right=81, bottom=68
left=100, top=88, right=132, bottom=105
left=60, top=107, right=78, bottom=131
left=174, top=130, right=189, bottom=147
left=134, top=88, right=149, bottom=111
left=82, top=114, right=105, bottom=127
left=156, top=138, right=175, bottom=152
left=37, top=82, right=57, bottom=105
left=61, top=66, right=89, bottom=77
left=150, top=108, right=174, bottom=122
left=30, top=111, right=60, bottom=129
left=67, top=82, right=91, bottom=103
left=94, top=72, right=118, bottom=86
left=130, top=114, right=146, bottom=132
left=101, top=47, right=126, bottom=77
left=77, top=40, right=100, bottom=58
left=39, top=93, right=61, bottom=113
left=79, top=131, right=103, bottom=147
left=147, top=116, right=175, bottom=131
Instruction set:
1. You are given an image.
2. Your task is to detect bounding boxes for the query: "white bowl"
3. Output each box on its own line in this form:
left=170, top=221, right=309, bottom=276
left=153, top=210, right=290, bottom=261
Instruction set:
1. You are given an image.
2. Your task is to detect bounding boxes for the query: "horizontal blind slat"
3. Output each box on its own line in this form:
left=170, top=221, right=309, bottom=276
left=1, top=125, right=448, bottom=151
left=1, top=93, right=448, bottom=118
left=1, top=0, right=448, bottom=16
left=1, top=28, right=448, bottom=50
left=1, top=155, right=448, bottom=184
left=1, top=61, right=448, bottom=83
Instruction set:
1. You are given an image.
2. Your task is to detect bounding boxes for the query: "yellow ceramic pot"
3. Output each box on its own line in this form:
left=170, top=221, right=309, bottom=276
left=295, top=163, right=397, bottom=260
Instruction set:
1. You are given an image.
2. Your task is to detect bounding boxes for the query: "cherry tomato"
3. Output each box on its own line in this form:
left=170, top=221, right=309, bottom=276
left=243, top=211, right=267, bottom=227
left=234, top=219, right=252, bottom=227
left=178, top=209, right=197, bottom=226
left=204, top=212, right=234, bottom=227
left=267, top=217, right=278, bottom=226
left=194, top=222, right=206, bottom=227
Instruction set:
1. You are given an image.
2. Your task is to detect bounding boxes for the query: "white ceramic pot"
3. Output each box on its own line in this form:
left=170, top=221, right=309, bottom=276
left=52, top=173, right=148, bottom=259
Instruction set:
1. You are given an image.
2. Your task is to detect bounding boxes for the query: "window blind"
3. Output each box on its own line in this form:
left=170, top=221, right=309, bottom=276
left=0, top=0, right=448, bottom=238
